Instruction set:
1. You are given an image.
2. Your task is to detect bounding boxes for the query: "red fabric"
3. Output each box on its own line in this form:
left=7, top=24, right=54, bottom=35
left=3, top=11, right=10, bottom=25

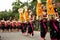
left=30, top=23, right=34, bottom=30
left=43, top=14, right=47, bottom=17
left=0, top=22, right=2, bottom=27
left=5, top=22, right=8, bottom=27
left=43, top=22, right=46, bottom=29
left=30, top=22, right=34, bottom=34
left=56, top=13, right=59, bottom=17
left=30, top=18, right=33, bottom=20
left=42, top=20, right=48, bottom=32
left=42, top=19, right=46, bottom=28
left=52, top=21, right=58, bottom=32
left=12, top=22, right=16, bottom=27
left=16, top=22, right=20, bottom=27
left=22, top=23, right=24, bottom=27
left=51, top=38, right=58, bottom=40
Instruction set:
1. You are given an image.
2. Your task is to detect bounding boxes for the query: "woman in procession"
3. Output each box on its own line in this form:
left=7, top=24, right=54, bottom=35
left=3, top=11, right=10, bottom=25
left=16, top=20, right=21, bottom=32
left=18, top=8, right=26, bottom=35
left=11, top=19, right=16, bottom=32
left=1, top=18, right=5, bottom=32
left=28, top=13, right=34, bottom=37
left=47, top=2, right=59, bottom=40
left=5, top=19, right=11, bottom=32
left=40, top=7, right=48, bottom=40
left=48, top=15, right=59, bottom=40
left=23, top=5, right=34, bottom=36
left=36, top=0, right=48, bottom=40
left=0, top=20, right=2, bottom=31
left=57, top=15, right=60, bottom=40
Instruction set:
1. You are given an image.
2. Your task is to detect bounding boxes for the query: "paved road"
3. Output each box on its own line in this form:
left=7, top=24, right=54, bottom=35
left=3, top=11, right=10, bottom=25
left=0, top=31, right=50, bottom=40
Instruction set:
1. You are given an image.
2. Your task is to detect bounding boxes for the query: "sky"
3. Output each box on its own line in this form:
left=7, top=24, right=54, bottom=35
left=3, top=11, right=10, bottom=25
left=0, top=0, right=27, bottom=11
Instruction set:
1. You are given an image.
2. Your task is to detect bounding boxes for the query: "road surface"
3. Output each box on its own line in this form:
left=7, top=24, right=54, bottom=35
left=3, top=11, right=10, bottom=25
left=0, top=31, right=50, bottom=40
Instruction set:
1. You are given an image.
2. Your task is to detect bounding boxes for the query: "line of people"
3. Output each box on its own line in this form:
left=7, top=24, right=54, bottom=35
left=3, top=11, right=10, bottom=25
left=1, top=16, right=60, bottom=40
left=0, top=18, right=34, bottom=37
left=0, top=5, right=60, bottom=40
left=0, top=1, right=60, bottom=40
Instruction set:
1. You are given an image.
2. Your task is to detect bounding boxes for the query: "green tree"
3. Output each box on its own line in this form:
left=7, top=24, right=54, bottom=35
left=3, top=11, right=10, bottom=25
left=12, top=0, right=23, bottom=20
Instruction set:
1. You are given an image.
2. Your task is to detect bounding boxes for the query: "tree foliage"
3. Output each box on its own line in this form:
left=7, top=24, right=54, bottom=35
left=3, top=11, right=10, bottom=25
left=0, top=0, right=60, bottom=20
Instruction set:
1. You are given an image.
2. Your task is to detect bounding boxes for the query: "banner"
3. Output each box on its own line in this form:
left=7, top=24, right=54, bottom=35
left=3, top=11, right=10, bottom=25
left=19, top=13, right=24, bottom=22
left=36, top=0, right=43, bottom=20
left=46, top=0, right=55, bottom=15
left=24, top=10, right=29, bottom=21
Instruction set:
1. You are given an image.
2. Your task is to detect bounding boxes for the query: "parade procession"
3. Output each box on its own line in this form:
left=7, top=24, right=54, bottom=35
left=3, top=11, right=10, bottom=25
left=0, top=0, right=60, bottom=40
